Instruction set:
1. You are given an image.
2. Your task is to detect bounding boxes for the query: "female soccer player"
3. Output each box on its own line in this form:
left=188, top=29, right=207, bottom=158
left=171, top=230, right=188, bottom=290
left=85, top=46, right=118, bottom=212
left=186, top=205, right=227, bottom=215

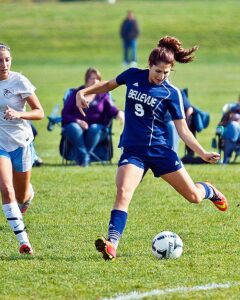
left=0, top=43, right=44, bottom=254
left=76, top=36, right=228, bottom=261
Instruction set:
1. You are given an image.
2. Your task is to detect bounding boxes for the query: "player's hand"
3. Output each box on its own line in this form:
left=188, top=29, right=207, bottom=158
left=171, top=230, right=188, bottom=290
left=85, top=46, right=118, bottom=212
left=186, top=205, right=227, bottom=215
left=4, top=106, right=21, bottom=120
left=201, top=152, right=221, bottom=164
left=76, top=91, right=89, bottom=116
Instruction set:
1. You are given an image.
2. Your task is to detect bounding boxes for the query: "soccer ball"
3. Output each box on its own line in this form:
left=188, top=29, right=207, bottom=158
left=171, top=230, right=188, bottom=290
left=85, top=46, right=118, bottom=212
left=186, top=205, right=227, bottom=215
left=152, top=231, right=183, bottom=259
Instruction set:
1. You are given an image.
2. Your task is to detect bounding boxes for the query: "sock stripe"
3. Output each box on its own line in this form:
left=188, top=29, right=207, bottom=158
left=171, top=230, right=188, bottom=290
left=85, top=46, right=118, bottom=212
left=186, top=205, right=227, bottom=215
left=14, top=229, right=26, bottom=235
left=2, top=203, right=30, bottom=246
left=108, top=209, right=128, bottom=247
left=7, top=217, right=22, bottom=221
left=109, top=230, right=121, bottom=239
left=197, top=182, right=214, bottom=199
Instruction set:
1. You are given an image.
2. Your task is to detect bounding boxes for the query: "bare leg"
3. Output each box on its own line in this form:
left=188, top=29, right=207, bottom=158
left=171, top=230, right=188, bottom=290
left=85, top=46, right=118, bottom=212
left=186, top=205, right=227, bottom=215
left=162, top=166, right=228, bottom=212
left=0, top=157, right=15, bottom=204
left=161, top=167, right=205, bottom=203
left=13, top=169, right=32, bottom=204
left=0, top=157, right=32, bottom=253
left=113, top=164, right=144, bottom=211
left=95, top=163, right=144, bottom=260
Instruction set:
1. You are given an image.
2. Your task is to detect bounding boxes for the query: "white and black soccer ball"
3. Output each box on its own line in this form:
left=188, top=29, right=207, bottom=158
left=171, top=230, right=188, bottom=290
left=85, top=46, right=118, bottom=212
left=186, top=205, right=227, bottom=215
left=152, top=231, right=183, bottom=259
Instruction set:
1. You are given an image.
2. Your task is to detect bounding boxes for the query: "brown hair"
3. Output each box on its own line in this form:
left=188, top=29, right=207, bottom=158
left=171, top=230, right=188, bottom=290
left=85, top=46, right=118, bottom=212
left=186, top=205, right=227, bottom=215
left=148, top=36, right=198, bottom=66
left=84, top=67, right=102, bottom=84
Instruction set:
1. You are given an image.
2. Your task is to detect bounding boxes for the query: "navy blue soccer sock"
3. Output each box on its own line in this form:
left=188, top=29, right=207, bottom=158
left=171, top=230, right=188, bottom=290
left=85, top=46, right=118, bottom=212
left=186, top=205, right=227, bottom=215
left=197, top=182, right=214, bottom=199
left=108, top=209, right=128, bottom=248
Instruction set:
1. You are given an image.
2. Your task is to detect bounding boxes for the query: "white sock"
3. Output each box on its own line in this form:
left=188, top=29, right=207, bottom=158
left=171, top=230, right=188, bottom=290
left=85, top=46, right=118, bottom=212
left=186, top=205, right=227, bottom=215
left=2, top=202, right=30, bottom=246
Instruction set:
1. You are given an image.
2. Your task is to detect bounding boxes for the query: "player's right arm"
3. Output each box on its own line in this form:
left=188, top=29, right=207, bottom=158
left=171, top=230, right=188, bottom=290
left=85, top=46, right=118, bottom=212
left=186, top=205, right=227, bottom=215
left=4, top=94, right=44, bottom=121
left=76, top=79, right=119, bottom=116
left=174, top=118, right=220, bottom=163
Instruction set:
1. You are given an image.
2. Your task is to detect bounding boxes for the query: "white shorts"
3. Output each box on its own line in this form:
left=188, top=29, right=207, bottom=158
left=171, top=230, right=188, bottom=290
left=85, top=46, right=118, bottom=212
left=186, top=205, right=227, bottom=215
left=0, top=143, right=35, bottom=172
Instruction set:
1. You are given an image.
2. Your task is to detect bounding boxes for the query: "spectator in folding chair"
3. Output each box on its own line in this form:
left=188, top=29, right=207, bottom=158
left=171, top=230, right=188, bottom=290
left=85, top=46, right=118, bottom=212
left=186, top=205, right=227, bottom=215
left=61, top=67, right=124, bottom=167
left=218, top=98, right=240, bottom=164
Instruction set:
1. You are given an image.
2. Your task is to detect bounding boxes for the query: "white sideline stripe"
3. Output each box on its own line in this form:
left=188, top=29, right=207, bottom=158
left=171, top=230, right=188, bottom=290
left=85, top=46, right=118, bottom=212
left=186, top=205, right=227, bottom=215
left=102, top=282, right=240, bottom=300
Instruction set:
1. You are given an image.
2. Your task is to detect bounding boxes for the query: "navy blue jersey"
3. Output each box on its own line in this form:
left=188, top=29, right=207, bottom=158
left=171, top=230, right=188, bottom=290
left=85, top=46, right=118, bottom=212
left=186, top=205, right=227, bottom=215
left=116, top=68, right=185, bottom=148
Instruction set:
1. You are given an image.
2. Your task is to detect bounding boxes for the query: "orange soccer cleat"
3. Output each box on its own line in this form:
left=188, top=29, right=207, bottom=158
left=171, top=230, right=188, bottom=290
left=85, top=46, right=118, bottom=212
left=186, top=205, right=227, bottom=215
left=95, top=236, right=116, bottom=261
left=207, top=182, right=229, bottom=212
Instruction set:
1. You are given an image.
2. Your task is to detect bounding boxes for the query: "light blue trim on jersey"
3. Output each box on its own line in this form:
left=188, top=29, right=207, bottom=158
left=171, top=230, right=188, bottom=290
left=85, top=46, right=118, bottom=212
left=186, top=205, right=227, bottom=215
left=149, top=84, right=171, bottom=146
left=164, top=80, right=185, bottom=118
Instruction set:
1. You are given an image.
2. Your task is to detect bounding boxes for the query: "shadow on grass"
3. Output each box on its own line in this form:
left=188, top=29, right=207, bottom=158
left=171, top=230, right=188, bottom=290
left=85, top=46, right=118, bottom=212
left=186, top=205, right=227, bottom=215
left=35, top=162, right=118, bottom=168
left=0, top=253, right=102, bottom=262
left=37, top=160, right=240, bottom=168
left=33, top=163, right=74, bottom=168
left=0, top=255, right=35, bottom=261
left=0, top=254, right=78, bottom=262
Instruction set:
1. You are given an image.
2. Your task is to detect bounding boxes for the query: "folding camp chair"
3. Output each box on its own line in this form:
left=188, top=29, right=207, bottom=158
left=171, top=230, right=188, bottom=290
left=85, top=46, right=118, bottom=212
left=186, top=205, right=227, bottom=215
left=47, top=88, right=114, bottom=165
left=211, top=104, right=240, bottom=164
left=59, top=121, right=113, bottom=165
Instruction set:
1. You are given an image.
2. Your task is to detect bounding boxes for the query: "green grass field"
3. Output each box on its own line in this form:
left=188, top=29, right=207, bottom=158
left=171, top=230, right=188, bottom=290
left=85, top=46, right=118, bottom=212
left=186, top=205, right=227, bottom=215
left=0, top=0, right=240, bottom=299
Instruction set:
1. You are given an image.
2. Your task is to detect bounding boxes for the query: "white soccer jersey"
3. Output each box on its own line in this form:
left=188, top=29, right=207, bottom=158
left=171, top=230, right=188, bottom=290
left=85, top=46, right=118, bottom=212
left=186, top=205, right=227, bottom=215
left=0, top=71, right=36, bottom=151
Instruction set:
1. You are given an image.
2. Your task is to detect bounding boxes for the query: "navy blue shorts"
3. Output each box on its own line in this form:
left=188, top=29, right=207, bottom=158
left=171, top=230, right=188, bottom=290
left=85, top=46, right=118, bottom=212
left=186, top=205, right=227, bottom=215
left=118, top=146, right=182, bottom=177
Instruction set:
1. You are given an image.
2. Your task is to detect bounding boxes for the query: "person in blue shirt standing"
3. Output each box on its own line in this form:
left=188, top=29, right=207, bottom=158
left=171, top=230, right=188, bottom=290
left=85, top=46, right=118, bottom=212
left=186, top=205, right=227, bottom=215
left=76, top=36, right=229, bottom=261
left=120, top=11, right=140, bottom=66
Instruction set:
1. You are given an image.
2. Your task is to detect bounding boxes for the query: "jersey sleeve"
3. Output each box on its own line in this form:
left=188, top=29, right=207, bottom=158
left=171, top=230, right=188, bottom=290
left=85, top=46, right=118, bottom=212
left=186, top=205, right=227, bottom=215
left=168, top=89, right=186, bottom=120
left=116, top=68, right=137, bottom=85
left=15, top=74, right=36, bottom=99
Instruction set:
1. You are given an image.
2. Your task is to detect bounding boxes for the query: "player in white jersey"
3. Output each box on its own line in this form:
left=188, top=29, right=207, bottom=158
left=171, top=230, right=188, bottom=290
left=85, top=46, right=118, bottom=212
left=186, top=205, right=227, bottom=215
left=76, top=36, right=228, bottom=261
left=0, top=43, right=44, bottom=254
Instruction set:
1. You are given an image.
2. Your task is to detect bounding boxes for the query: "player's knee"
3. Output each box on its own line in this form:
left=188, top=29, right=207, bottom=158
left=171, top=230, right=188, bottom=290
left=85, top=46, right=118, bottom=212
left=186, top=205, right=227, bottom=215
left=116, top=186, right=132, bottom=204
left=1, top=184, right=15, bottom=201
left=186, top=192, right=202, bottom=204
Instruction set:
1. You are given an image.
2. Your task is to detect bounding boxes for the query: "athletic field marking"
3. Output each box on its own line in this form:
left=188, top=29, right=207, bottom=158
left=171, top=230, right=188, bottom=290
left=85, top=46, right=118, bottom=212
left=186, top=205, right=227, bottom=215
left=102, top=282, right=240, bottom=300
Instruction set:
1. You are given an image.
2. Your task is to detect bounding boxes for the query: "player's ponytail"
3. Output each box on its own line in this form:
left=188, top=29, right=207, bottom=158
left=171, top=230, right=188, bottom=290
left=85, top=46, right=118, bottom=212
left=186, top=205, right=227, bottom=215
left=149, top=36, right=198, bottom=66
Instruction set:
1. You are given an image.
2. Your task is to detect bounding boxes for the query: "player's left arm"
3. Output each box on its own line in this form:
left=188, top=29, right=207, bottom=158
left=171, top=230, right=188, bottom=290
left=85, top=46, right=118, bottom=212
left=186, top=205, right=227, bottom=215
left=4, top=93, right=44, bottom=121
left=76, top=79, right=119, bottom=116
left=174, top=118, right=220, bottom=163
